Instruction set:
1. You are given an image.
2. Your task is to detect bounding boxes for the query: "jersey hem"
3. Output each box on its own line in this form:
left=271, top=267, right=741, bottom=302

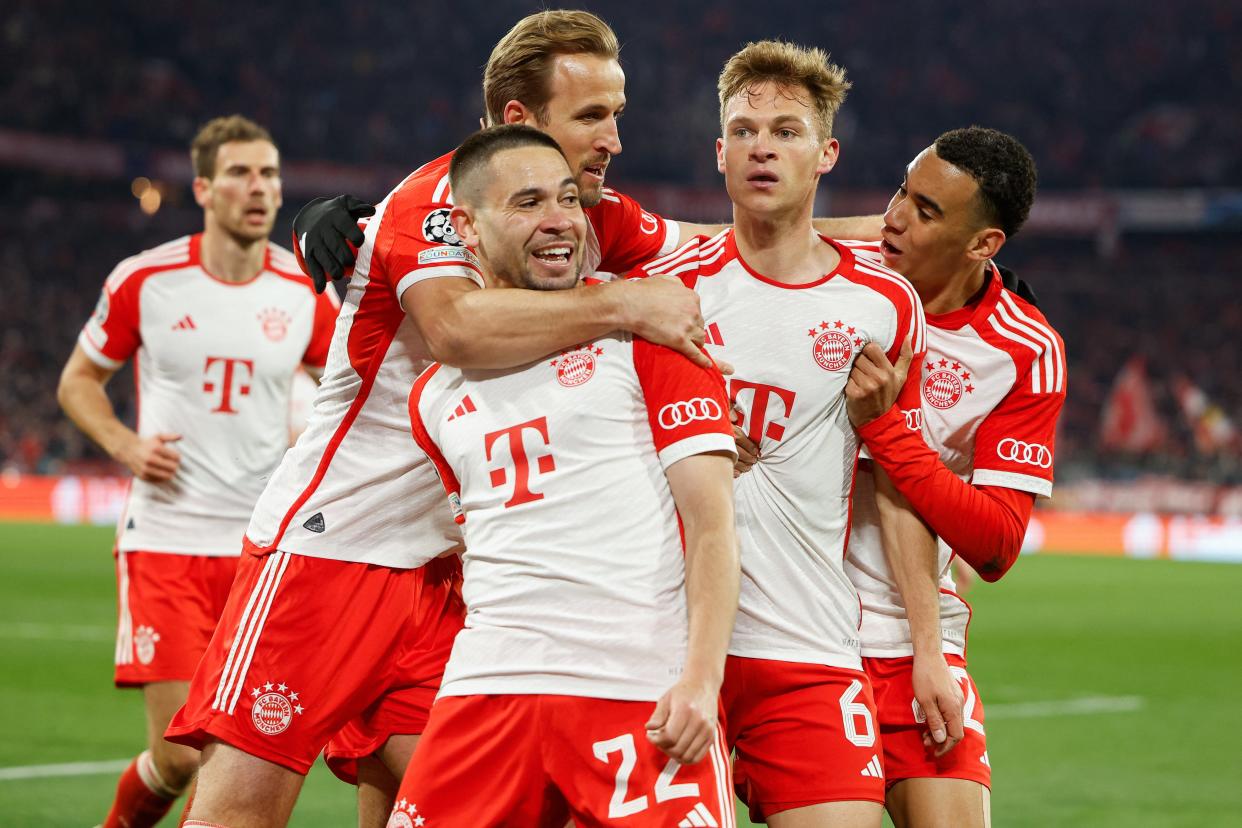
left=394, top=264, right=484, bottom=301
left=115, top=542, right=242, bottom=557
left=726, top=645, right=862, bottom=671
left=658, top=432, right=737, bottom=469
left=971, top=468, right=1052, bottom=497
left=859, top=642, right=966, bottom=659
left=438, top=678, right=665, bottom=702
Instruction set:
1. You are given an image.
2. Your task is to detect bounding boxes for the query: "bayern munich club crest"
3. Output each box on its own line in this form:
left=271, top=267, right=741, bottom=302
left=550, top=344, right=602, bottom=387
left=809, top=319, right=863, bottom=372
left=249, top=681, right=304, bottom=735
left=387, top=799, right=426, bottom=828
left=134, top=625, right=160, bottom=665
left=922, top=357, right=975, bottom=410
left=257, top=306, right=291, bottom=342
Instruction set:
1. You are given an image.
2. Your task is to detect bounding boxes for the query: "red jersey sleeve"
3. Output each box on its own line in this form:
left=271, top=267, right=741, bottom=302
left=302, top=286, right=341, bottom=369
left=78, top=268, right=143, bottom=370
left=632, top=337, right=736, bottom=469
left=586, top=188, right=679, bottom=274
left=970, top=342, right=1067, bottom=497
left=885, top=276, right=928, bottom=433
left=408, top=364, right=465, bottom=525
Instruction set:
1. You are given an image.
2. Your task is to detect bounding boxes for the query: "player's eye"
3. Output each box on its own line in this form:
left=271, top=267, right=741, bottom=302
left=733, top=128, right=752, bottom=138
left=561, top=194, right=579, bottom=207
left=778, top=128, right=797, bottom=139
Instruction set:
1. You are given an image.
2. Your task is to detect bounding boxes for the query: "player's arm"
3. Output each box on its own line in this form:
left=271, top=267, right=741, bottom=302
left=847, top=341, right=1044, bottom=581
left=873, top=466, right=964, bottom=757
left=674, top=215, right=883, bottom=243
left=401, top=276, right=710, bottom=370
left=647, top=451, right=739, bottom=765
left=57, top=346, right=181, bottom=482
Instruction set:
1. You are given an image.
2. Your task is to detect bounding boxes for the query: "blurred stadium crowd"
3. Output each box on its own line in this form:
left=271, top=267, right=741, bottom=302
left=2, top=0, right=1240, bottom=488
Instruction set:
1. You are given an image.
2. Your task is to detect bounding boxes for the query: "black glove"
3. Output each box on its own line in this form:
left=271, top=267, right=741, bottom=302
left=293, top=195, right=376, bottom=294
left=996, top=263, right=1039, bottom=307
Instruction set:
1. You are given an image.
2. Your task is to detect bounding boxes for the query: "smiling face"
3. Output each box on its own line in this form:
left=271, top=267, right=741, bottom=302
left=716, top=81, right=838, bottom=220
left=879, top=146, right=1000, bottom=284
left=193, top=140, right=282, bottom=243
left=453, top=145, right=587, bottom=292
left=512, top=53, right=625, bottom=209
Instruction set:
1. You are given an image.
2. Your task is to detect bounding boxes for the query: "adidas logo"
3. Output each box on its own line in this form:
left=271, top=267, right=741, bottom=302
left=678, top=802, right=718, bottom=827
left=126, top=517, right=136, bottom=530
left=980, top=751, right=990, bottom=767
left=171, top=315, right=197, bottom=331
left=302, top=512, right=326, bottom=533
left=705, top=321, right=725, bottom=347
left=860, top=754, right=883, bottom=778
left=447, top=395, right=477, bottom=421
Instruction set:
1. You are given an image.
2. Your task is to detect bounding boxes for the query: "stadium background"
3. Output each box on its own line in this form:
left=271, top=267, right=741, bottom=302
left=1, top=1, right=1239, bottom=824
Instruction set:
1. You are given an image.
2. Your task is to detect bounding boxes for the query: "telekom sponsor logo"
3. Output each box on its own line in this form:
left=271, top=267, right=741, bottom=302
left=484, top=416, right=556, bottom=508
left=997, top=438, right=1052, bottom=468
left=657, top=398, right=723, bottom=430
left=202, top=356, right=255, bottom=414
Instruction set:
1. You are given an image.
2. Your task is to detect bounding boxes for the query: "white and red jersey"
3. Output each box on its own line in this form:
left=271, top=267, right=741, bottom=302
left=247, top=151, right=681, bottom=568
left=78, top=234, right=338, bottom=556
left=843, top=242, right=1067, bottom=657
left=409, top=333, right=735, bottom=700
left=637, top=230, right=927, bottom=671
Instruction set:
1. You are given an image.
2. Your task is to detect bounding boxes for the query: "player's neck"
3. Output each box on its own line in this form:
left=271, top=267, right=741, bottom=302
left=913, top=259, right=990, bottom=315
left=732, top=206, right=838, bottom=285
left=199, top=225, right=266, bottom=283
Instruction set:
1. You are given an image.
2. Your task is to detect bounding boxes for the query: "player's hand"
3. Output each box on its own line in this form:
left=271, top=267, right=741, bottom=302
left=293, top=195, right=376, bottom=293
left=845, top=337, right=913, bottom=428
left=912, top=653, right=965, bottom=757
left=733, top=414, right=759, bottom=478
left=616, top=276, right=710, bottom=369
left=645, top=676, right=719, bottom=764
left=116, top=433, right=182, bottom=483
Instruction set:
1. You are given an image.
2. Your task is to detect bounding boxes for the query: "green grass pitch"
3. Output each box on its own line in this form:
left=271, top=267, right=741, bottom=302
left=1, top=521, right=1239, bottom=826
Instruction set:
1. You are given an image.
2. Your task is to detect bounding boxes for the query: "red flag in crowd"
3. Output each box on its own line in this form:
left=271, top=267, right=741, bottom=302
left=1099, top=356, right=1168, bottom=451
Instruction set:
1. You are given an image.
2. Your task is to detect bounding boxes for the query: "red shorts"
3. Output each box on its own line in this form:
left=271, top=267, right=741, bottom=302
left=863, top=654, right=990, bottom=788
left=390, top=694, right=736, bottom=828
left=323, top=553, right=464, bottom=784
left=113, top=550, right=237, bottom=687
left=722, top=656, right=885, bottom=822
left=165, top=541, right=464, bottom=775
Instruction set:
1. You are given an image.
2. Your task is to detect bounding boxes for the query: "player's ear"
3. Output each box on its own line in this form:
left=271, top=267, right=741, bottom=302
left=817, top=137, right=840, bottom=176
left=967, top=227, right=1006, bottom=262
left=450, top=206, right=479, bottom=249
left=502, top=100, right=536, bottom=126
left=191, top=176, right=212, bottom=210
left=716, top=137, right=726, bottom=175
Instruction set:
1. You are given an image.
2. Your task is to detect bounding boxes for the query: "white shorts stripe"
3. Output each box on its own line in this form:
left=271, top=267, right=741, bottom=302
left=709, top=724, right=734, bottom=828
left=114, top=551, right=133, bottom=666
left=211, top=552, right=284, bottom=711
left=224, top=551, right=292, bottom=714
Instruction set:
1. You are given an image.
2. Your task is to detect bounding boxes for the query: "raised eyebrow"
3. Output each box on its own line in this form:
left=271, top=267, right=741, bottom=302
left=509, top=186, right=547, bottom=203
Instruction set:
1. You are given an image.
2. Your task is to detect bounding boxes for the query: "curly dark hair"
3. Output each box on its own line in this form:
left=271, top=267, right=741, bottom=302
left=934, top=126, right=1037, bottom=238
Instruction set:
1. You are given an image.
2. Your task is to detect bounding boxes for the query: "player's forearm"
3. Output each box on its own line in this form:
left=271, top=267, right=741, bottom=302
left=859, top=407, right=1031, bottom=581
left=57, top=373, right=134, bottom=460
left=422, top=282, right=630, bottom=369
left=874, top=466, right=943, bottom=659
left=812, top=214, right=884, bottom=241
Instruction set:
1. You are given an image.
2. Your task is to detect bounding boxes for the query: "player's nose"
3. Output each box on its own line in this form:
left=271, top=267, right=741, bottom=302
left=596, top=117, right=622, bottom=157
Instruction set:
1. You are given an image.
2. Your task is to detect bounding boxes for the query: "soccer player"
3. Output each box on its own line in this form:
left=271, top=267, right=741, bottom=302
left=165, top=12, right=731, bottom=828
left=635, top=41, right=941, bottom=827
left=56, top=115, right=338, bottom=828
left=842, top=127, right=1065, bottom=827
left=393, top=121, right=740, bottom=828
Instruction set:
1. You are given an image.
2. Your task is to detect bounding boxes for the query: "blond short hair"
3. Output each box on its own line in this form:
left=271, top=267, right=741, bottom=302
left=190, top=115, right=274, bottom=179
left=483, top=10, right=621, bottom=126
left=718, top=40, right=851, bottom=140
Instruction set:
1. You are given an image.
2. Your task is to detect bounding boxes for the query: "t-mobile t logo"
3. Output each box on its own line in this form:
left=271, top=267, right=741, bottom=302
left=203, top=356, right=255, bottom=414
left=484, top=416, right=556, bottom=508
left=729, top=379, right=796, bottom=444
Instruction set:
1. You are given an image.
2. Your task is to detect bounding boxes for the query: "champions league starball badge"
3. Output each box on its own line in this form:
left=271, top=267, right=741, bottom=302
left=421, top=208, right=462, bottom=246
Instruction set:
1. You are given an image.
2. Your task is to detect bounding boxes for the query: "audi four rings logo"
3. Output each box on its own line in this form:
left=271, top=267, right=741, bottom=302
left=658, top=398, right=723, bottom=429
left=997, top=438, right=1052, bottom=468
